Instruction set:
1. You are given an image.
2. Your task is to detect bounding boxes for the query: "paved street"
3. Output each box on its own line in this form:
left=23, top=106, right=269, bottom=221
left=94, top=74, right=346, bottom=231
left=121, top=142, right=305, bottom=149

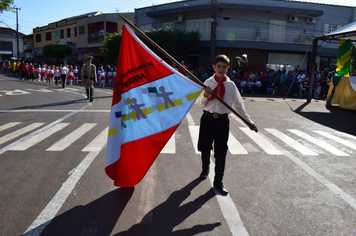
left=1, top=73, right=356, bottom=236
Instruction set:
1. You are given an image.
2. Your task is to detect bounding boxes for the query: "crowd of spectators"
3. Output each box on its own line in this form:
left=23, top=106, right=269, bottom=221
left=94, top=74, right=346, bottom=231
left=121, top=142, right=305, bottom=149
left=2, top=58, right=339, bottom=100
left=190, top=65, right=335, bottom=100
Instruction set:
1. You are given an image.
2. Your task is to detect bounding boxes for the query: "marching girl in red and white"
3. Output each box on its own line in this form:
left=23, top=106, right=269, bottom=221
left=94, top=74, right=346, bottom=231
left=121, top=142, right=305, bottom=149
left=41, top=65, right=47, bottom=83
left=99, top=67, right=106, bottom=88
left=67, top=66, right=74, bottom=87
left=73, top=65, right=79, bottom=85
left=49, top=66, right=55, bottom=84
left=54, top=66, right=60, bottom=85
left=107, top=68, right=113, bottom=86
left=36, top=65, right=41, bottom=82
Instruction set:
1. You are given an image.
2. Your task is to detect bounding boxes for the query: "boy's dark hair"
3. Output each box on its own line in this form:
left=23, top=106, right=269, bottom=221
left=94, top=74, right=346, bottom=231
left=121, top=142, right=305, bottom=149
left=213, top=54, right=230, bottom=66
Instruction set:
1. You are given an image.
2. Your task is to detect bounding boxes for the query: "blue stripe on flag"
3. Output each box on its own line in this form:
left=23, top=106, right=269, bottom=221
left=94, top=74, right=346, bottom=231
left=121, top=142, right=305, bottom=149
left=115, top=111, right=122, bottom=118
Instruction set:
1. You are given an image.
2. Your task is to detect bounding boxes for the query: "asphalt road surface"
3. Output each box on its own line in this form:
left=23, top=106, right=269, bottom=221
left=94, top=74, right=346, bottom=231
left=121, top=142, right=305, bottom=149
left=1, top=73, right=356, bottom=236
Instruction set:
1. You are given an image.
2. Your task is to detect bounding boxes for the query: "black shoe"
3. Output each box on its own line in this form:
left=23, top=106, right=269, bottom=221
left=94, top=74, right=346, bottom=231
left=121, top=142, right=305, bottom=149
left=199, top=170, right=209, bottom=180
left=213, top=182, right=228, bottom=195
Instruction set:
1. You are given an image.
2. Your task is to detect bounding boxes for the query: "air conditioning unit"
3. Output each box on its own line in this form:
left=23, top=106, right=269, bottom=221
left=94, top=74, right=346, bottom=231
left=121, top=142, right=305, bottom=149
left=289, top=15, right=298, bottom=23
left=307, top=17, right=316, bottom=24
left=174, top=14, right=183, bottom=23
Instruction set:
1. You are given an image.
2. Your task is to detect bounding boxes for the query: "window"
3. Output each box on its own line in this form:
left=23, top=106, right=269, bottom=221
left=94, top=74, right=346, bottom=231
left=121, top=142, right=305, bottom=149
left=162, top=22, right=174, bottom=31
left=60, top=29, right=64, bottom=39
left=139, top=24, right=153, bottom=32
left=107, top=25, right=114, bottom=33
left=46, top=32, right=51, bottom=41
left=74, top=27, right=77, bottom=37
left=67, top=28, right=71, bottom=38
left=79, top=26, right=85, bottom=34
left=269, top=20, right=286, bottom=43
left=36, top=34, right=41, bottom=42
left=324, top=24, right=341, bottom=34
left=186, top=19, right=211, bottom=40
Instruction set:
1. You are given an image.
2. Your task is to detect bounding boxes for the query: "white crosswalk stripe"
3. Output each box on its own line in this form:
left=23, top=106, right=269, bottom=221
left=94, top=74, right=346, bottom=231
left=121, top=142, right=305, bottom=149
left=228, top=132, right=248, bottom=154
left=0, top=121, right=355, bottom=156
left=46, top=123, right=97, bottom=151
left=287, top=129, right=349, bottom=156
left=9, top=123, right=70, bottom=151
left=313, top=130, right=356, bottom=151
left=0, top=122, right=22, bottom=132
left=265, top=128, right=318, bottom=155
left=161, top=134, right=176, bottom=154
left=335, top=131, right=356, bottom=141
left=188, top=126, right=200, bottom=154
left=240, top=127, right=284, bottom=155
left=82, top=127, right=108, bottom=152
left=0, top=123, right=45, bottom=146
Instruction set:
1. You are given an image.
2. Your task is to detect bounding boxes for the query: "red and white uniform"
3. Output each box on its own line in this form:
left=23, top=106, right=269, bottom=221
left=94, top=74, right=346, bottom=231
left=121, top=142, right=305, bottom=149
left=100, top=72, right=106, bottom=80
left=99, top=71, right=106, bottom=87
left=73, top=68, right=79, bottom=84
left=49, top=69, right=55, bottom=84
left=41, top=67, right=47, bottom=83
left=108, top=71, right=113, bottom=80
left=68, top=71, right=74, bottom=80
left=36, top=67, right=41, bottom=82
left=41, top=67, right=46, bottom=77
left=73, top=68, right=78, bottom=77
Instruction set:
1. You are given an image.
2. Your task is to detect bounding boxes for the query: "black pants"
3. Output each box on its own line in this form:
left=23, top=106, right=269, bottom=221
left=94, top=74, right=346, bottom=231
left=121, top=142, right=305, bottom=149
left=61, top=74, right=66, bottom=88
left=55, top=76, right=59, bottom=85
left=198, top=111, right=229, bottom=159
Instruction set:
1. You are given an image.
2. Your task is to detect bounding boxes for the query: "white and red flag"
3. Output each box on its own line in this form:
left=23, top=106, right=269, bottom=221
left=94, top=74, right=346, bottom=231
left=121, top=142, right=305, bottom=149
left=105, top=24, right=202, bottom=187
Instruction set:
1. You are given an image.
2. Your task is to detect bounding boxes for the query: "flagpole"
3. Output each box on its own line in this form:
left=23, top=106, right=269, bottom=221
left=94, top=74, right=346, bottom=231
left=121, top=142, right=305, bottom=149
left=119, top=15, right=256, bottom=132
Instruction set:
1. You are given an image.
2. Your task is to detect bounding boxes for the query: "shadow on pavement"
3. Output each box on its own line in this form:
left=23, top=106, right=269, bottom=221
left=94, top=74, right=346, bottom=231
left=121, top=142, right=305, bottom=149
left=37, top=187, right=134, bottom=236
left=114, top=178, right=220, bottom=236
left=293, top=101, right=356, bottom=136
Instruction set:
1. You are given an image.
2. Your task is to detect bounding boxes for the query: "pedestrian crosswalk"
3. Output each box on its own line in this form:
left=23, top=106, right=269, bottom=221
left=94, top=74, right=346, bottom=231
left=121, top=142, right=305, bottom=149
left=0, top=121, right=355, bottom=157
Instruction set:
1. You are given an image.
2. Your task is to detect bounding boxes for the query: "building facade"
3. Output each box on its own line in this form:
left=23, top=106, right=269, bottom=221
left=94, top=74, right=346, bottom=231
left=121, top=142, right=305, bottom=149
left=32, top=12, right=133, bottom=65
left=0, top=27, right=24, bottom=59
left=135, top=0, right=356, bottom=72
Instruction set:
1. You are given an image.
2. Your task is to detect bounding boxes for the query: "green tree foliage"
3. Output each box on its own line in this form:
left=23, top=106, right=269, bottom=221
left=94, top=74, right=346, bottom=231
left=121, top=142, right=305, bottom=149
left=42, top=44, right=72, bottom=63
left=351, top=45, right=356, bottom=75
left=100, top=28, right=201, bottom=65
left=0, top=0, right=14, bottom=13
left=100, top=32, right=122, bottom=66
left=142, top=28, right=201, bottom=61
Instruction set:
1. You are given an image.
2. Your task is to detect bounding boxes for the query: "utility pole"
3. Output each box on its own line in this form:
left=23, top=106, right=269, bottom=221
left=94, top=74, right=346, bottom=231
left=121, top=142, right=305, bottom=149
left=13, top=7, right=21, bottom=59
left=210, top=0, right=218, bottom=64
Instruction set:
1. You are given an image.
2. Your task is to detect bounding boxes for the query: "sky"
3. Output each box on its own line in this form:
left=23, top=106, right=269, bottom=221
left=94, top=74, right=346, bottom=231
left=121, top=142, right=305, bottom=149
left=0, top=0, right=355, bottom=35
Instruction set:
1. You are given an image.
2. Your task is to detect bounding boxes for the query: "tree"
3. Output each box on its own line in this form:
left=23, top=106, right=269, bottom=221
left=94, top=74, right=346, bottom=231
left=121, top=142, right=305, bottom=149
left=42, top=44, right=72, bottom=64
left=143, top=28, right=201, bottom=62
left=0, top=0, right=14, bottom=13
left=100, top=32, right=122, bottom=65
left=100, top=28, right=201, bottom=65
left=351, top=45, right=356, bottom=75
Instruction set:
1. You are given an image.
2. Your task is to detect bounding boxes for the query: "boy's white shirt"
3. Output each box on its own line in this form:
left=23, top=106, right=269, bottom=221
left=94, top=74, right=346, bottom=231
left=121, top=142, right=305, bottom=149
left=197, top=74, right=254, bottom=124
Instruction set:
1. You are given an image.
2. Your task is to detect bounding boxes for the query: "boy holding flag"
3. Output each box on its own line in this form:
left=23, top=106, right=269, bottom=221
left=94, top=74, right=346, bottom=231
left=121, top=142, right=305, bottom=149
left=197, top=54, right=258, bottom=195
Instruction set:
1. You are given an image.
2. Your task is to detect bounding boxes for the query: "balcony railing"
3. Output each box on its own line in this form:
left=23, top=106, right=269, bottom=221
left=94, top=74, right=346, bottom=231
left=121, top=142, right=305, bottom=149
left=88, top=32, right=116, bottom=44
left=214, top=27, right=318, bottom=44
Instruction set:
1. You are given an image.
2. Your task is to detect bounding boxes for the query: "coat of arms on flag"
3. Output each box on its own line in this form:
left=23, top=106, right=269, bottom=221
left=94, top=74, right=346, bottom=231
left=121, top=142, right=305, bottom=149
left=105, top=23, right=203, bottom=187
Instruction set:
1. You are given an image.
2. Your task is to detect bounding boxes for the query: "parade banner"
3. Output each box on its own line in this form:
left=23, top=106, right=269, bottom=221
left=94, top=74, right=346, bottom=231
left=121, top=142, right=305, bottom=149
left=105, top=24, right=202, bottom=187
